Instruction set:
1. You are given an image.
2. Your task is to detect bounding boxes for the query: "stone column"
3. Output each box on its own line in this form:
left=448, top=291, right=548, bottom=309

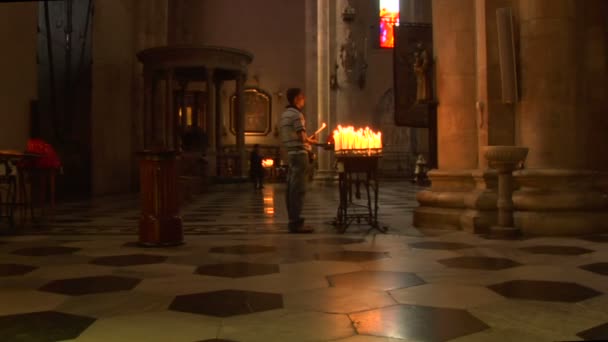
left=205, top=69, right=217, bottom=176
left=314, top=0, right=334, bottom=180
left=414, top=0, right=479, bottom=230
left=214, top=77, right=224, bottom=176
left=143, top=68, right=153, bottom=149
left=512, top=0, right=608, bottom=235
left=165, top=69, right=175, bottom=150
left=235, top=73, right=247, bottom=177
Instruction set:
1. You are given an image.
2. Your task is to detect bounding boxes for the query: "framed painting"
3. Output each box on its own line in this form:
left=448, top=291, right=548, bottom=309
left=230, top=87, right=272, bottom=136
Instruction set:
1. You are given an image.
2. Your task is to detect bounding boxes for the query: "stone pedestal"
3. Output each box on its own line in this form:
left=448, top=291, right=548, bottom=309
left=138, top=150, right=183, bottom=246
left=483, top=146, right=528, bottom=238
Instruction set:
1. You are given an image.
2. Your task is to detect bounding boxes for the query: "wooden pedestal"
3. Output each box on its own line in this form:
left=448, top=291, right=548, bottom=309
left=138, top=150, right=183, bottom=246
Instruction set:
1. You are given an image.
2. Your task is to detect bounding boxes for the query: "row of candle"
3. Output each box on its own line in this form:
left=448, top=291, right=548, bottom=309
left=332, top=125, right=382, bottom=151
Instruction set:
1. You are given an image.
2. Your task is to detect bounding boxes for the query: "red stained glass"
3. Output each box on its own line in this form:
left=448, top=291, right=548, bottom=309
left=379, top=0, right=399, bottom=48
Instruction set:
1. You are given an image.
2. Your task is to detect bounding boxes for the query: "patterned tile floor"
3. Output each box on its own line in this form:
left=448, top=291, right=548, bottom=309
left=1, top=181, right=608, bottom=341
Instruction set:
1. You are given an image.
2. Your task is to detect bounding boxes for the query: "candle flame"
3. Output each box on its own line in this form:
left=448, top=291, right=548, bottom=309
left=332, top=125, right=382, bottom=152
left=262, top=158, right=274, bottom=168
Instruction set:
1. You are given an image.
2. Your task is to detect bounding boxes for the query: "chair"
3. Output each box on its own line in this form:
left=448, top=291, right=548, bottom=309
left=0, top=161, right=17, bottom=228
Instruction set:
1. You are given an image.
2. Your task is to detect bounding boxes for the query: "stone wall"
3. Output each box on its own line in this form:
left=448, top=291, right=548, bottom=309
left=169, top=0, right=306, bottom=150
left=91, top=0, right=168, bottom=195
left=0, top=3, right=37, bottom=150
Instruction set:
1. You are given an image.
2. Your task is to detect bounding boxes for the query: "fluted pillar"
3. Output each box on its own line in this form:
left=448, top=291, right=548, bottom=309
left=512, top=0, right=608, bottom=235
left=235, top=73, right=246, bottom=177
left=414, top=0, right=480, bottom=231
left=313, top=0, right=334, bottom=180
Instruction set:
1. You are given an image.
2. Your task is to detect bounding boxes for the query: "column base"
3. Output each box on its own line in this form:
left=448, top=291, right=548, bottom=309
left=513, top=169, right=608, bottom=236
left=413, top=169, right=477, bottom=230
left=487, top=225, right=521, bottom=239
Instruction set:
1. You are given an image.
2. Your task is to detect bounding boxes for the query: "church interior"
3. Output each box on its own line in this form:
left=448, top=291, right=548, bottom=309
left=1, top=0, right=607, bottom=341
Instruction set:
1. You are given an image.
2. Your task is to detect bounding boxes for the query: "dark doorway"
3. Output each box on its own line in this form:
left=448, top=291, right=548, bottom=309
left=37, top=0, right=93, bottom=199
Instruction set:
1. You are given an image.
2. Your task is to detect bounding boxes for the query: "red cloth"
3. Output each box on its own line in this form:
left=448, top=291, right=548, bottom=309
left=22, top=138, right=61, bottom=169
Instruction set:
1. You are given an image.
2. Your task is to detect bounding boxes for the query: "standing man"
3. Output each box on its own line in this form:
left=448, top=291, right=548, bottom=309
left=280, top=88, right=317, bottom=233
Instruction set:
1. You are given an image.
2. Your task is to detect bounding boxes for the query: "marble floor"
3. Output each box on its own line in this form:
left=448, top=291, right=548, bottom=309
left=1, top=181, right=608, bottom=341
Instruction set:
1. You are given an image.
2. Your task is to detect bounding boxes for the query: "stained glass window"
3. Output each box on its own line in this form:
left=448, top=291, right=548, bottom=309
left=379, top=0, right=400, bottom=48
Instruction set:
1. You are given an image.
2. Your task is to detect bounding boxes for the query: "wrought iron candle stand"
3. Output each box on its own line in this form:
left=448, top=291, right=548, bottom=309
left=331, top=148, right=385, bottom=233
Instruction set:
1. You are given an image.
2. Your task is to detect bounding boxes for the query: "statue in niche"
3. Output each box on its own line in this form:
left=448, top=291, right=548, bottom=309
left=340, top=31, right=358, bottom=81
left=413, top=42, right=431, bottom=102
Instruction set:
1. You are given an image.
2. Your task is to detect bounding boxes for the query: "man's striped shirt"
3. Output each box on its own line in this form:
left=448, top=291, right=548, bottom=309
left=280, top=107, right=310, bottom=155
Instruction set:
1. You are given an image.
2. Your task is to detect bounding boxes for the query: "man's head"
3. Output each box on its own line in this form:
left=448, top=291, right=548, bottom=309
left=286, top=88, right=305, bottom=110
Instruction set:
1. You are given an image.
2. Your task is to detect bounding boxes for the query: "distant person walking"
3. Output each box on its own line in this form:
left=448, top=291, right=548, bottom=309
left=249, top=144, right=264, bottom=190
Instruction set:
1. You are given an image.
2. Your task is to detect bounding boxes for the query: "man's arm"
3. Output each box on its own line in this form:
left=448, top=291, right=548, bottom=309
left=298, top=130, right=317, bottom=145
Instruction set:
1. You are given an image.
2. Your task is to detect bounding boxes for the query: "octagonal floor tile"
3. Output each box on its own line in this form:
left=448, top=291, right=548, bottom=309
left=409, top=241, right=474, bottom=250
left=306, top=238, right=366, bottom=245
left=284, top=287, right=396, bottom=314
left=488, top=280, right=602, bottom=302
left=209, top=245, right=276, bottom=254
left=438, top=256, right=521, bottom=270
left=519, top=245, right=593, bottom=255
left=315, top=251, right=390, bottom=262
left=169, top=289, right=283, bottom=317
left=40, top=275, right=141, bottom=296
left=0, top=311, right=95, bottom=342
left=196, top=262, right=279, bottom=278
left=75, top=311, right=220, bottom=342
left=328, top=271, right=425, bottom=291
left=57, top=291, right=174, bottom=319
left=349, top=304, right=489, bottom=341
left=577, top=322, right=608, bottom=340
left=11, top=246, right=81, bottom=256
left=580, top=235, right=608, bottom=243
left=219, top=310, right=354, bottom=342
left=580, top=262, right=608, bottom=276
left=90, top=254, right=168, bottom=267
left=389, top=283, right=505, bottom=309
left=0, top=290, right=67, bottom=316
left=0, top=263, right=37, bottom=276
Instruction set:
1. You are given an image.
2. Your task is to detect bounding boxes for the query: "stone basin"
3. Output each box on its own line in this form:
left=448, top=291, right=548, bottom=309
left=483, top=146, right=528, bottom=164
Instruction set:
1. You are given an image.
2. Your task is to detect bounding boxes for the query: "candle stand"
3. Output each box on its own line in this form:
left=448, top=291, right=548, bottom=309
left=332, top=149, right=385, bottom=233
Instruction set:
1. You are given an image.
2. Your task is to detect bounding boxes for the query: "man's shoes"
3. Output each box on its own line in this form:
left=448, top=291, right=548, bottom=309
left=288, top=218, right=313, bottom=233
left=289, top=225, right=314, bottom=234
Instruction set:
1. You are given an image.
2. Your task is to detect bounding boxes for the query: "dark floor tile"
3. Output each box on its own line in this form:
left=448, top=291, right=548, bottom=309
left=438, top=256, right=521, bottom=270
left=0, top=311, right=95, bottom=342
left=409, top=241, right=474, bottom=250
left=306, top=237, right=366, bottom=245
left=169, top=290, right=283, bottom=317
left=11, top=246, right=81, bottom=256
left=580, top=235, right=608, bottom=243
left=328, top=271, right=425, bottom=291
left=577, top=322, right=608, bottom=340
left=53, top=218, right=93, bottom=224
left=40, top=275, right=141, bottom=296
left=519, top=245, right=593, bottom=255
left=580, top=263, right=608, bottom=276
left=195, top=262, right=279, bottom=278
left=209, top=245, right=276, bottom=254
left=90, top=254, right=168, bottom=267
left=196, top=339, right=238, bottom=342
left=488, top=280, right=602, bottom=302
left=0, top=264, right=38, bottom=277
left=315, top=250, right=390, bottom=262
left=349, top=304, right=489, bottom=341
